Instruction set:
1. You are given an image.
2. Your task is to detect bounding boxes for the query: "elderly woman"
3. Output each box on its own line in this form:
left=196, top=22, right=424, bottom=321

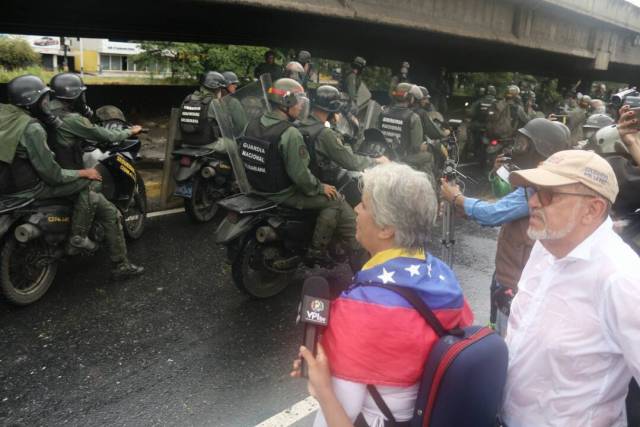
left=307, top=163, right=473, bottom=427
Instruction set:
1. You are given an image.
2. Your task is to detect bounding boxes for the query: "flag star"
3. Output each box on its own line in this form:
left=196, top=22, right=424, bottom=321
left=377, top=268, right=396, bottom=284
left=439, top=274, right=446, bottom=281
left=405, top=264, right=421, bottom=277
left=427, top=263, right=433, bottom=278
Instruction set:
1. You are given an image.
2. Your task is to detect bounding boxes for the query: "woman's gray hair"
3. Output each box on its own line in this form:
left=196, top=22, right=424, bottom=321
left=362, top=163, right=437, bottom=250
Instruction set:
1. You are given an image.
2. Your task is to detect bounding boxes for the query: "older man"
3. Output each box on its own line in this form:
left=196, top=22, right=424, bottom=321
left=501, top=150, right=640, bottom=427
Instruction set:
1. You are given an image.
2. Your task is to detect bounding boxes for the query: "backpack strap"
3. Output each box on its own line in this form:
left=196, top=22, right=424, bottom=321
left=366, top=384, right=398, bottom=425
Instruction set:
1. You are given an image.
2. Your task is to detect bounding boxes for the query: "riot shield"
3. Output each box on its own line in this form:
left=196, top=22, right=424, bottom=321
left=259, top=73, right=272, bottom=113
left=231, top=75, right=271, bottom=123
left=361, top=99, right=382, bottom=130
left=356, top=81, right=372, bottom=110
left=210, top=100, right=251, bottom=194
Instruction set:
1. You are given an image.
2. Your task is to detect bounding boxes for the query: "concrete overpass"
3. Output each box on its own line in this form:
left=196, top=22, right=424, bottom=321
left=3, top=0, right=640, bottom=83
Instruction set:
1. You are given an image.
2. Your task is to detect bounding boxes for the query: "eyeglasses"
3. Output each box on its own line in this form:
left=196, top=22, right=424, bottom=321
left=525, top=187, right=595, bottom=207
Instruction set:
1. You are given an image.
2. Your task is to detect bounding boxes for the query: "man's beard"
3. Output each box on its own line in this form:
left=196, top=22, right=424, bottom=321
left=527, top=203, right=581, bottom=241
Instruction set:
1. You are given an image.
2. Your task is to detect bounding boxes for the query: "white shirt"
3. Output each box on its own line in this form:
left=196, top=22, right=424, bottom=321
left=502, top=218, right=640, bottom=427
left=313, top=378, right=418, bottom=427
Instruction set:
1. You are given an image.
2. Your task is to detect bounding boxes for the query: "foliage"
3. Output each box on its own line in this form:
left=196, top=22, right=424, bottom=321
left=133, top=41, right=274, bottom=82
left=0, top=37, right=41, bottom=70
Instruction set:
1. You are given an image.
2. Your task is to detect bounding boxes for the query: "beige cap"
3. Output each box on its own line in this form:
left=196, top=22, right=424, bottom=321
left=509, top=150, right=619, bottom=203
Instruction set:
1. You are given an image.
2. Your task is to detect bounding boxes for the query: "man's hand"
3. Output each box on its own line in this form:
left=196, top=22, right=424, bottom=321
left=290, top=343, right=333, bottom=400
left=547, top=113, right=558, bottom=122
left=374, top=155, right=390, bottom=165
left=617, top=105, right=640, bottom=148
left=79, top=168, right=102, bottom=181
left=491, top=155, right=509, bottom=175
left=440, top=177, right=462, bottom=203
left=130, top=125, right=143, bottom=135
left=323, top=184, right=338, bottom=200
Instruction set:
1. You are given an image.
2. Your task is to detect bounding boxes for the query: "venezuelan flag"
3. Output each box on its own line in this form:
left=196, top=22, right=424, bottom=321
left=322, top=248, right=474, bottom=387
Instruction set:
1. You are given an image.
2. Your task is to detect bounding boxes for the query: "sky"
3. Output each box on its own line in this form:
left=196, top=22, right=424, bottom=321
left=626, top=0, right=640, bottom=7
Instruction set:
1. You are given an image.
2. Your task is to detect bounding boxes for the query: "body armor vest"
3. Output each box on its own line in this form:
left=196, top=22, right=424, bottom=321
left=298, top=122, right=326, bottom=180
left=179, top=93, right=219, bottom=146
left=379, top=107, right=413, bottom=155
left=241, top=119, right=293, bottom=193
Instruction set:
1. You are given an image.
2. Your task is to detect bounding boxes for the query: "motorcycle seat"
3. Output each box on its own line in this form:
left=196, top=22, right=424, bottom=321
left=0, top=197, right=35, bottom=214
left=218, top=193, right=276, bottom=214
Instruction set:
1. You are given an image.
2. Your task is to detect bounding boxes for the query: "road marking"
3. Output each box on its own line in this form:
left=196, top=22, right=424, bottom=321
left=147, top=208, right=185, bottom=218
left=254, top=397, right=319, bottom=427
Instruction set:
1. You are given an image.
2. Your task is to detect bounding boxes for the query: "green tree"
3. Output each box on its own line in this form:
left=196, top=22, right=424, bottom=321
left=0, top=37, right=40, bottom=70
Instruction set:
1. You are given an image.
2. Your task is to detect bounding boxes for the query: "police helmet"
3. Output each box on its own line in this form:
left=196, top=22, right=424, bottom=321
left=313, top=85, right=342, bottom=113
left=417, top=85, right=430, bottom=99
left=267, top=78, right=305, bottom=108
left=297, top=50, right=311, bottom=64
left=351, top=56, right=367, bottom=70
left=517, top=118, right=570, bottom=158
left=222, top=71, right=239, bottom=86
left=506, top=85, right=520, bottom=98
left=50, top=72, right=86, bottom=100
left=583, top=114, right=615, bottom=130
left=392, top=83, right=422, bottom=102
left=487, top=85, right=497, bottom=96
left=95, top=105, right=126, bottom=123
left=285, top=61, right=305, bottom=74
left=7, top=74, right=51, bottom=107
left=595, top=125, right=627, bottom=156
left=201, top=71, right=227, bottom=90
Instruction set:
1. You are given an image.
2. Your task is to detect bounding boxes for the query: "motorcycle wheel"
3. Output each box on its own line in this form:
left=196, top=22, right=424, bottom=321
left=0, top=237, right=58, bottom=306
left=232, top=238, right=292, bottom=298
left=184, top=177, right=220, bottom=223
left=123, top=175, right=147, bottom=241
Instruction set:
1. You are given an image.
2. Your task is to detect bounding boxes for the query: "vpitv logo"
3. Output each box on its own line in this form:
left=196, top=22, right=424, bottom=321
left=304, top=298, right=328, bottom=325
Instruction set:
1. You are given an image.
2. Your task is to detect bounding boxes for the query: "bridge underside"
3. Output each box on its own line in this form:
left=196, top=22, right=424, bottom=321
left=2, top=0, right=640, bottom=84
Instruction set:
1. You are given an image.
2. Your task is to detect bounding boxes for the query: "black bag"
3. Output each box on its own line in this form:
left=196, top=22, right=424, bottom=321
left=359, top=283, right=508, bottom=427
left=179, top=93, right=218, bottom=146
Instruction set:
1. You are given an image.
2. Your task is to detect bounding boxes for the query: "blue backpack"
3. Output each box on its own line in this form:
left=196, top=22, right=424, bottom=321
left=360, top=283, right=508, bottom=427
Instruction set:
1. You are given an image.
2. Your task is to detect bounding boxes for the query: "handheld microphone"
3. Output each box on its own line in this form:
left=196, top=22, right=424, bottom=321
left=298, top=276, right=331, bottom=378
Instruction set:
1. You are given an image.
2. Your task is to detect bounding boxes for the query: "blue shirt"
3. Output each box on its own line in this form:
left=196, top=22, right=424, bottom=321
left=462, top=187, right=529, bottom=227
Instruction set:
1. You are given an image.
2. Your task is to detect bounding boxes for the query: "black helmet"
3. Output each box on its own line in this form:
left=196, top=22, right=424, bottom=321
left=583, top=113, right=614, bottom=130
left=50, top=72, right=86, bottom=100
left=201, top=71, right=226, bottom=90
left=517, top=118, right=570, bottom=158
left=222, top=71, right=239, bottom=86
left=297, top=50, right=311, bottom=64
left=314, top=85, right=342, bottom=113
left=7, top=74, right=51, bottom=107
left=267, top=78, right=305, bottom=108
left=351, top=56, right=367, bottom=70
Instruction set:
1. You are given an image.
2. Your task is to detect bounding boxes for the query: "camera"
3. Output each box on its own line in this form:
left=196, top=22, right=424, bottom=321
left=611, top=88, right=640, bottom=107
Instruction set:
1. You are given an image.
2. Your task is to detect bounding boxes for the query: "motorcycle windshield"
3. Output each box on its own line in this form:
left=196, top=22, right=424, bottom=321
left=231, top=77, right=271, bottom=123
left=210, top=100, right=251, bottom=193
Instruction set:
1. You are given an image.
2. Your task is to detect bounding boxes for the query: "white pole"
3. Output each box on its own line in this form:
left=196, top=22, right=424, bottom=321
left=79, top=37, right=84, bottom=78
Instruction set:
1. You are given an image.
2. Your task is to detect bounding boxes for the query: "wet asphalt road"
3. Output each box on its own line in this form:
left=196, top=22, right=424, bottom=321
left=0, top=173, right=499, bottom=427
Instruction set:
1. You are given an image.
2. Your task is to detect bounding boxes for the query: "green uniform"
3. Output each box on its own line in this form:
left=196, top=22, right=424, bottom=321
left=567, top=106, right=588, bottom=146
left=344, top=71, right=361, bottom=104
left=0, top=105, right=128, bottom=263
left=222, top=95, right=248, bottom=136
left=254, top=63, right=283, bottom=81
left=253, top=111, right=357, bottom=254
left=300, top=112, right=376, bottom=179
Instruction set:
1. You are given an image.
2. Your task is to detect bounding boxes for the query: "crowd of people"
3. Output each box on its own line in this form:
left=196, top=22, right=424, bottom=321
left=2, top=49, right=640, bottom=427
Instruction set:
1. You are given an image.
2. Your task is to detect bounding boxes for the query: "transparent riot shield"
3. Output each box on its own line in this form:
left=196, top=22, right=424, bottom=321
left=259, top=73, right=272, bottom=113
left=210, top=100, right=251, bottom=194
left=231, top=75, right=271, bottom=123
left=362, top=99, right=382, bottom=130
left=356, top=81, right=372, bottom=110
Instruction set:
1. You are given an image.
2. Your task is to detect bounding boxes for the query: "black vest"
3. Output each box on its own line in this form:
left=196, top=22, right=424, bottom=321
left=379, top=107, right=413, bottom=155
left=298, top=121, right=326, bottom=180
left=240, top=119, right=293, bottom=193
left=179, top=92, right=219, bottom=146
left=0, top=120, right=42, bottom=195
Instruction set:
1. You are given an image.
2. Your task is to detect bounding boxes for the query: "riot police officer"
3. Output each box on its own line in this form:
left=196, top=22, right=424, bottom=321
left=48, top=73, right=143, bottom=170
left=298, top=85, right=388, bottom=184
left=253, top=50, right=283, bottom=81
left=284, top=61, right=305, bottom=84
left=221, top=71, right=248, bottom=136
left=379, top=83, right=434, bottom=177
left=343, top=56, right=366, bottom=109
left=388, top=61, right=411, bottom=98
left=296, top=50, right=313, bottom=88
left=468, top=84, right=497, bottom=160
left=178, top=71, right=227, bottom=147
left=240, top=78, right=358, bottom=266
left=0, top=75, right=143, bottom=279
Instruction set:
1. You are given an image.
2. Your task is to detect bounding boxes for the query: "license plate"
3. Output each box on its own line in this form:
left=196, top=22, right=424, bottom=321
left=174, top=182, right=193, bottom=198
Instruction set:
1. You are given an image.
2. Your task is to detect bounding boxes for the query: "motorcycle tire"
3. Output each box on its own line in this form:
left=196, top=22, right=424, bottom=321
left=0, top=237, right=58, bottom=306
left=123, top=175, right=147, bottom=241
left=184, top=177, right=220, bottom=223
left=232, top=238, right=292, bottom=298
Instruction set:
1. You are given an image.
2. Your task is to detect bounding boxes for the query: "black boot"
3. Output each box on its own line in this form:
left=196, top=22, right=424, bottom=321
left=111, top=261, right=145, bottom=280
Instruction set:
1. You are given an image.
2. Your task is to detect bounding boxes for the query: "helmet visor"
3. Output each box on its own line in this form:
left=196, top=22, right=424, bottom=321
left=292, top=93, right=310, bottom=121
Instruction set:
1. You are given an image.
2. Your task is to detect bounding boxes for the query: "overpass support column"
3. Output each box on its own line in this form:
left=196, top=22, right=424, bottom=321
left=589, top=29, right=617, bottom=71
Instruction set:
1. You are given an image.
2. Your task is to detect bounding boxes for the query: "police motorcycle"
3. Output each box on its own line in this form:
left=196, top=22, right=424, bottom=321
left=172, top=75, right=271, bottom=223
left=88, top=105, right=147, bottom=240
left=0, top=107, right=146, bottom=305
